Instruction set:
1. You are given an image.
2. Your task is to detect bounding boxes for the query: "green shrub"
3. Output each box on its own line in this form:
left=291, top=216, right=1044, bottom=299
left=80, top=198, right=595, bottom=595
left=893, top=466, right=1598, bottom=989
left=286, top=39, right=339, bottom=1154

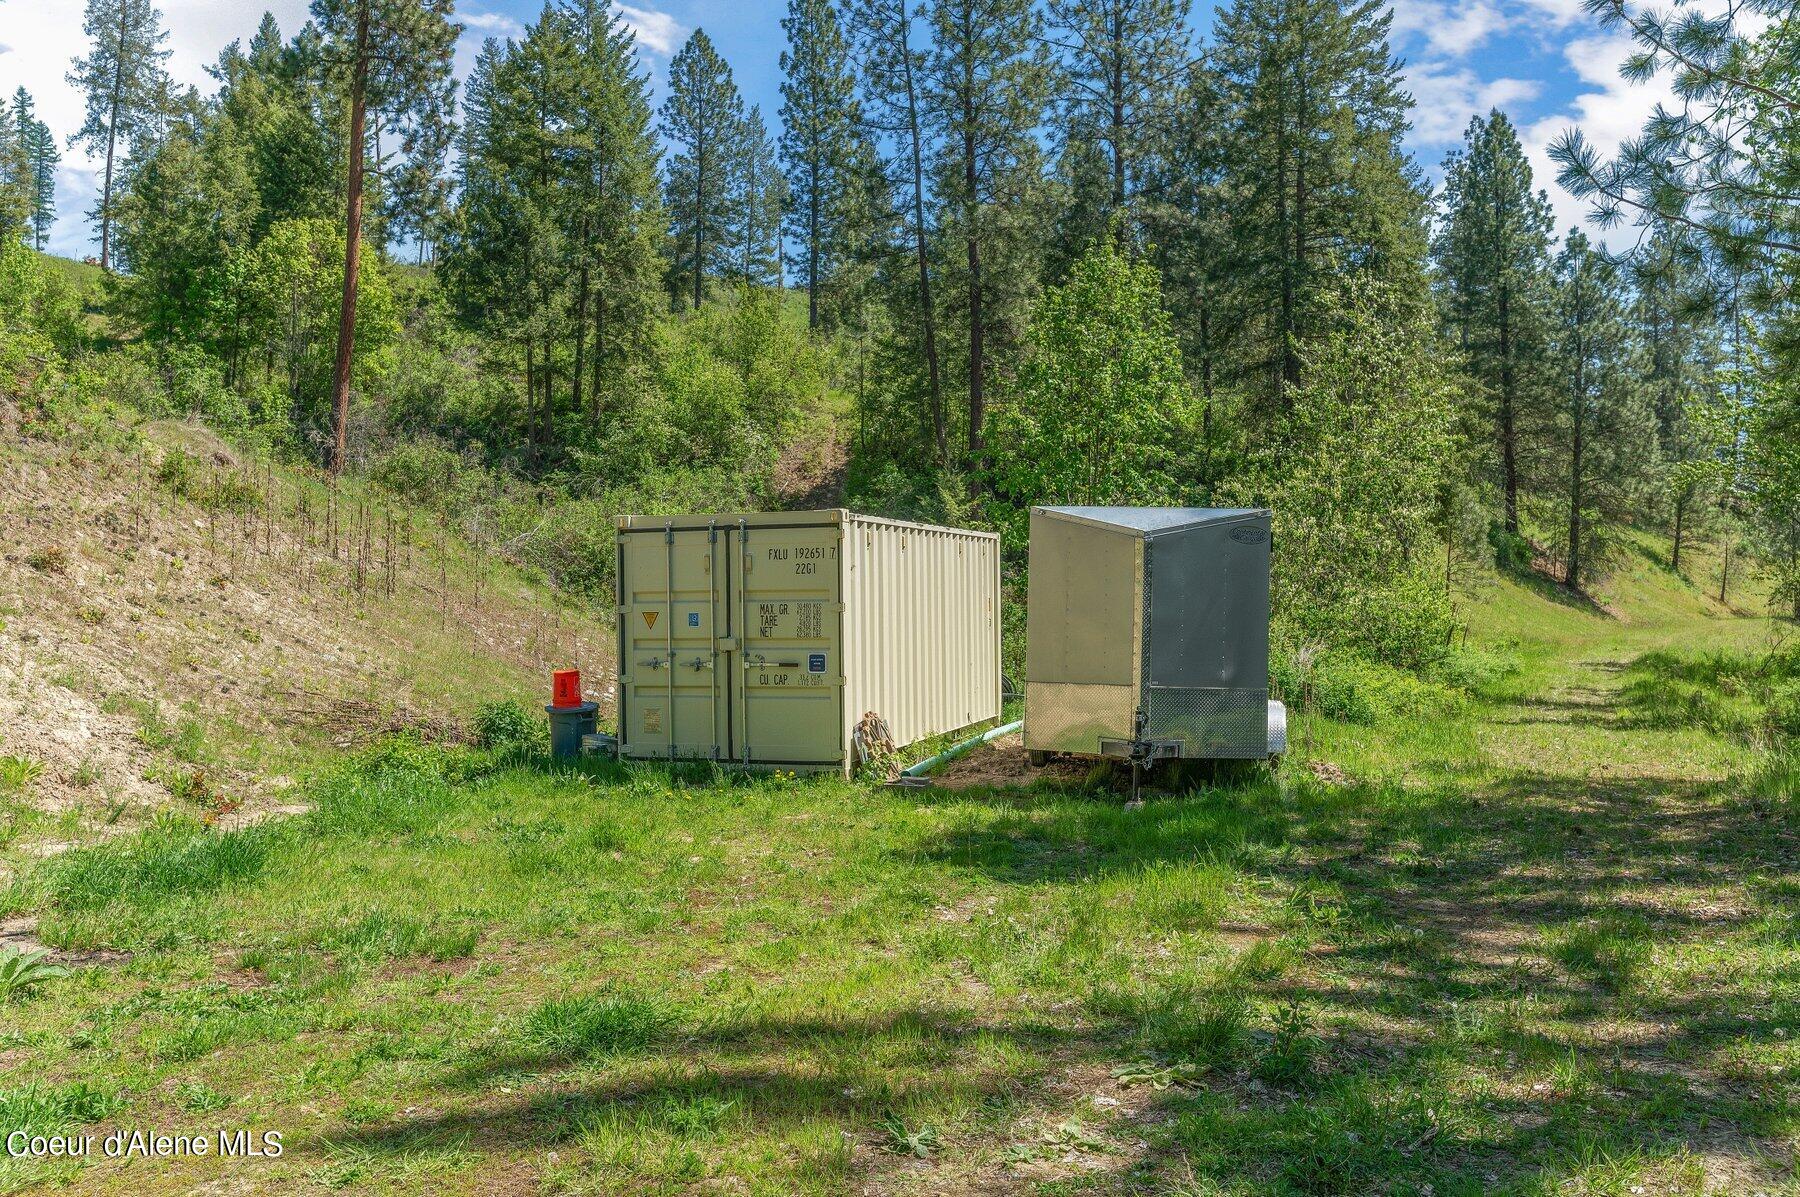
left=155, top=448, right=262, bottom=513
left=1428, top=643, right=1522, bottom=695
left=1271, top=651, right=1462, bottom=724
left=160, top=344, right=250, bottom=435
left=1488, top=522, right=1533, bottom=573
left=371, top=442, right=466, bottom=508
left=474, top=699, right=545, bottom=755
left=81, top=342, right=167, bottom=416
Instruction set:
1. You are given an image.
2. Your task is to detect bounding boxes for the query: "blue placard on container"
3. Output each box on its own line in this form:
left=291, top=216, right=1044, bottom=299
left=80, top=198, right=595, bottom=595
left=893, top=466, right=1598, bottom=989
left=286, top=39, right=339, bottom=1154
left=808, top=653, right=826, bottom=673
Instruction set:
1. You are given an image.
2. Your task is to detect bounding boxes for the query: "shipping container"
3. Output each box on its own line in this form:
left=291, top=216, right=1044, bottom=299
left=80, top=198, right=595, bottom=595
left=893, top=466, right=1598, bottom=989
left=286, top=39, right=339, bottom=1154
left=614, top=510, right=1001, bottom=773
left=1025, top=506, right=1285, bottom=764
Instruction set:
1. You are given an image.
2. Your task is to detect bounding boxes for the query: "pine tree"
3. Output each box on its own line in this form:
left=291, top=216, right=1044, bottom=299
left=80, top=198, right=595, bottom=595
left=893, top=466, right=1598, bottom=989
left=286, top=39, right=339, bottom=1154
left=923, top=0, right=1051, bottom=462
left=311, top=0, right=459, bottom=472
left=1214, top=0, right=1428, bottom=407
left=12, top=91, right=58, bottom=252
left=564, top=0, right=664, bottom=414
left=211, top=16, right=339, bottom=238
left=779, top=0, right=859, bottom=328
left=1043, top=0, right=1194, bottom=239
left=662, top=30, right=746, bottom=311
left=1550, top=0, right=1800, bottom=270
left=1433, top=110, right=1555, bottom=538
left=661, top=32, right=738, bottom=309
left=1141, top=66, right=1232, bottom=430
left=846, top=0, right=948, bottom=461
left=385, top=102, right=454, bottom=264
left=67, top=0, right=171, bottom=270
left=1629, top=229, right=1720, bottom=570
left=731, top=105, right=786, bottom=286
left=0, top=107, right=30, bottom=246
left=1553, top=230, right=1659, bottom=588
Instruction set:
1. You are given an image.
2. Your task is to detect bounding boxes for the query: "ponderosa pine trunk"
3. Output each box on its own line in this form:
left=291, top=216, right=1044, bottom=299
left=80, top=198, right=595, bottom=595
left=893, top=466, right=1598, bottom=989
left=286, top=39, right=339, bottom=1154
left=896, top=0, right=945, bottom=462
left=1498, top=281, right=1520, bottom=535
left=327, top=4, right=370, bottom=475
left=1566, top=352, right=1584, bottom=589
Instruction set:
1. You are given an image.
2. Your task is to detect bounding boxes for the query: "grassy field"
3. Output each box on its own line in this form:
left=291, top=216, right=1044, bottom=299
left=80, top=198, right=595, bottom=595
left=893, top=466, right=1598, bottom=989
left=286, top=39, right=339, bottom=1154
left=2, top=536, right=1797, bottom=1195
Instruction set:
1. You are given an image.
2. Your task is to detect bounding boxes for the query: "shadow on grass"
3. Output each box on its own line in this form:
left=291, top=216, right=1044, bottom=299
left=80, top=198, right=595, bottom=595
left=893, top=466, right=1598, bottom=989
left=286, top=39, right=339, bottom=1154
left=1506, top=565, right=1618, bottom=619
left=307, top=766, right=1800, bottom=1194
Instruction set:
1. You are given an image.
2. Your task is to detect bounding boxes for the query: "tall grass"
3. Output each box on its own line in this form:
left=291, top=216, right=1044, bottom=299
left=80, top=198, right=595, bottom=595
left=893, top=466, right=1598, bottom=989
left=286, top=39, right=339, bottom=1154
left=42, top=816, right=274, bottom=911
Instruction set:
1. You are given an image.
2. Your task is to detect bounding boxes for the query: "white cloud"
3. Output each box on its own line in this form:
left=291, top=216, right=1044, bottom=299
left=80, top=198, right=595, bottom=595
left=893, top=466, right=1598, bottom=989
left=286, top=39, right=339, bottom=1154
left=1519, top=31, right=1673, bottom=245
left=616, top=3, right=684, bottom=56
left=1515, top=0, right=1590, bottom=31
left=459, top=9, right=523, bottom=36
left=1390, top=0, right=1510, bottom=57
left=1406, top=64, right=1541, bottom=148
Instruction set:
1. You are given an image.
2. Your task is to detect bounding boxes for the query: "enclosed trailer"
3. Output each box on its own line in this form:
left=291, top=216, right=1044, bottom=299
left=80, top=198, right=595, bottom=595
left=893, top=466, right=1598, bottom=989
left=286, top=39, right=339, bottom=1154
left=1025, top=506, right=1285, bottom=765
left=615, top=510, right=1000, bottom=774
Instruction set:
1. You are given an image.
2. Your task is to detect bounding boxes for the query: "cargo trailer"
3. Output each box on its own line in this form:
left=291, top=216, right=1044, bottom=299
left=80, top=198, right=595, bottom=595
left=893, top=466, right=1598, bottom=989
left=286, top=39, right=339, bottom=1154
left=1025, top=506, right=1286, bottom=769
left=615, top=510, right=1000, bottom=774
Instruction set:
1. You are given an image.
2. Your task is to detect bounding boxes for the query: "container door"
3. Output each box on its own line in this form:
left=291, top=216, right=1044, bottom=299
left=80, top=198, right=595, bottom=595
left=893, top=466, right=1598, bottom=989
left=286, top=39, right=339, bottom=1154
left=728, top=521, right=843, bottom=766
left=618, top=524, right=728, bottom=759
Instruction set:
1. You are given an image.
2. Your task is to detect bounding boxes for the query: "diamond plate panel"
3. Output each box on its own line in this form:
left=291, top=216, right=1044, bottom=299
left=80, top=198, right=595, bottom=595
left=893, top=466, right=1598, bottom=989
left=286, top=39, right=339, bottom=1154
left=1024, top=682, right=1136, bottom=755
left=1143, top=687, right=1270, bottom=758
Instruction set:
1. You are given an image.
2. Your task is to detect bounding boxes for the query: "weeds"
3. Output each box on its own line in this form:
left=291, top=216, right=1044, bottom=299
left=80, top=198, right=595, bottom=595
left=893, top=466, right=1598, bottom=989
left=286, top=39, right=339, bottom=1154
left=0, top=947, right=70, bottom=1002
left=878, top=1114, right=939, bottom=1158
left=0, top=1082, right=124, bottom=1137
left=174, top=1082, right=231, bottom=1113
left=0, top=755, right=45, bottom=795
left=1552, top=914, right=1654, bottom=991
left=24, top=545, right=67, bottom=574
left=1254, top=999, right=1317, bottom=1087
left=1132, top=981, right=1250, bottom=1067
left=318, top=911, right=479, bottom=962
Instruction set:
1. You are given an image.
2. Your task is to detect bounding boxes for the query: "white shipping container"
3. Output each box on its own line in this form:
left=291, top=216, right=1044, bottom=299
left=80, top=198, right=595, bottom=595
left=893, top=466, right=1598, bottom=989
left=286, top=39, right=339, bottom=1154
left=614, top=510, right=1000, bottom=774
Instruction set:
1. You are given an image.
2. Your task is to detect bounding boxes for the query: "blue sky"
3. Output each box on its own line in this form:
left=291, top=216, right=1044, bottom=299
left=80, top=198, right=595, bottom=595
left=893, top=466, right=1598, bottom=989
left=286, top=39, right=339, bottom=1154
left=0, top=0, right=1668, bottom=260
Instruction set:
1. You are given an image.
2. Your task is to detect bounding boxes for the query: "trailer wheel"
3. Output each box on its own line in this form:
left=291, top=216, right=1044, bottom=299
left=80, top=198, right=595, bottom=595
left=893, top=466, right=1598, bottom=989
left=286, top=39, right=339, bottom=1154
left=1027, top=750, right=1050, bottom=767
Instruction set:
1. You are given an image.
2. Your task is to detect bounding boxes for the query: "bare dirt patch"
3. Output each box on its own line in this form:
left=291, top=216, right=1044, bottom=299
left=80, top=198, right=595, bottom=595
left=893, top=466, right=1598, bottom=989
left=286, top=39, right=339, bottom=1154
left=0, top=915, right=129, bottom=966
left=930, top=733, right=1092, bottom=791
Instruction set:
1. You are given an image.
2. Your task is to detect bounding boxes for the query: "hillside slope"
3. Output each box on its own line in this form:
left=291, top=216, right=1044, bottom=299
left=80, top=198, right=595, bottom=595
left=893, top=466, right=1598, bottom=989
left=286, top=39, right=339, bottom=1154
left=0, top=496, right=1790, bottom=1195
left=0, top=419, right=612, bottom=862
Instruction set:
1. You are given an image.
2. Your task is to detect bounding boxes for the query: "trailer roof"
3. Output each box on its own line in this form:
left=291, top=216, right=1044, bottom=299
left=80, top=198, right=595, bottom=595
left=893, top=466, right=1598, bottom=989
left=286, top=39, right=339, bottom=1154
left=1034, top=506, right=1268, bottom=534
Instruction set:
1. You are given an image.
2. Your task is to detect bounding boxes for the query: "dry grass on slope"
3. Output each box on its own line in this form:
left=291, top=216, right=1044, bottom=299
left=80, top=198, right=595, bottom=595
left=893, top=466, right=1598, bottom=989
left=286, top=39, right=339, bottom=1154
left=0, top=421, right=612, bottom=858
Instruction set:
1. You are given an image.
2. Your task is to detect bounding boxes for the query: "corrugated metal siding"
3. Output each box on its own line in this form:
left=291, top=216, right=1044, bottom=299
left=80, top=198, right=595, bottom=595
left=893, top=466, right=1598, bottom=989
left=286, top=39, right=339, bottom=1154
left=842, top=516, right=1000, bottom=753
left=616, top=510, right=999, bottom=774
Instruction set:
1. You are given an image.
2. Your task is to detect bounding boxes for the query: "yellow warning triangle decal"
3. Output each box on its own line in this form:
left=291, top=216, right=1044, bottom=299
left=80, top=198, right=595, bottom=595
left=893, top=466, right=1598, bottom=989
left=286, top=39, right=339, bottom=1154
left=643, top=610, right=659, bottom=629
